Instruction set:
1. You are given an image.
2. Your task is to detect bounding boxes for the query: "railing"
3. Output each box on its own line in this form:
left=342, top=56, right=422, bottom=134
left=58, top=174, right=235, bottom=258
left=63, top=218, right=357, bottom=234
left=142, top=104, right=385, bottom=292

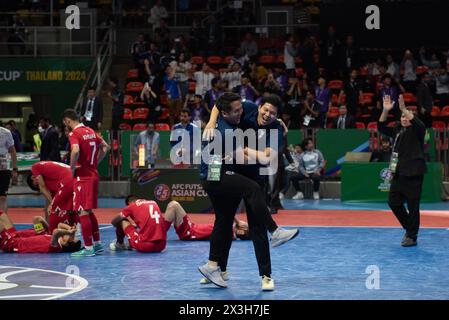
left=73, top=27, right=114, bottom=113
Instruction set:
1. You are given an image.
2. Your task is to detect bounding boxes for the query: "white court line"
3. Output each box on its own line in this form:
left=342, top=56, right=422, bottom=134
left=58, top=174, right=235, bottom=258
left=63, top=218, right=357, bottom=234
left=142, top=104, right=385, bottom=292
left=0, top=293, right=57, bottom=299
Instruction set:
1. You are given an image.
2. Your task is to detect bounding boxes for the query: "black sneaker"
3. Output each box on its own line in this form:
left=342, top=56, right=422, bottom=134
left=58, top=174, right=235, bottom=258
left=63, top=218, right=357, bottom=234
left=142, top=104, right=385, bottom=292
left=401, top=237, right=417, bottom=247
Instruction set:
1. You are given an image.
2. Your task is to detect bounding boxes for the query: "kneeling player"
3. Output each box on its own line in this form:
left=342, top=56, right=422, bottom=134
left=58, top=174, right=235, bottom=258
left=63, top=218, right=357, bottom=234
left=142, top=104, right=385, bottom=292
left=0, top=211, right=81, bottom=253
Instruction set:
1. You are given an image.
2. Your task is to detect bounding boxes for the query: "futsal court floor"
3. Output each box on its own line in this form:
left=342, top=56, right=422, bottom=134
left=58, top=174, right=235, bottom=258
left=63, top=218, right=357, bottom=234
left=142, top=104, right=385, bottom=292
left=1, top=196, right=449, bottom=300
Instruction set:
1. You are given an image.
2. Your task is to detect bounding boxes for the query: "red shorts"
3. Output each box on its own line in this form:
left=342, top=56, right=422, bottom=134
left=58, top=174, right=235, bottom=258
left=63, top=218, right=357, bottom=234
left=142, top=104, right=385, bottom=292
left=51, top=180, right=74, bottom=212
left=124, top=225, right=166, bottom=253
left=73, top=176, right=99, bottom=211
left=175, top=216, right=214, bottom=241
left=0, top=228, right=18, bottom=252
left=48, top=212, right=79, bottom=233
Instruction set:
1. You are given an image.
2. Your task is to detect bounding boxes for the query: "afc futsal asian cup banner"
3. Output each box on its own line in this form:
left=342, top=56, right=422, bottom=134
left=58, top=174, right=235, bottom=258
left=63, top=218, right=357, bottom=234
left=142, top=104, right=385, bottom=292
left=130, top=168, right=212, bottom=213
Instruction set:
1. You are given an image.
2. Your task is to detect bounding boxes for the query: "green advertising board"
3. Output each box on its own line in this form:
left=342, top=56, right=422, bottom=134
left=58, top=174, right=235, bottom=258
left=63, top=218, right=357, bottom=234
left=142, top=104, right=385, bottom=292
left=0, top=58, right=92, bottom=123
left=130, top=168, right=211, bottom=213
left=341, top=162, right=442, bottom=202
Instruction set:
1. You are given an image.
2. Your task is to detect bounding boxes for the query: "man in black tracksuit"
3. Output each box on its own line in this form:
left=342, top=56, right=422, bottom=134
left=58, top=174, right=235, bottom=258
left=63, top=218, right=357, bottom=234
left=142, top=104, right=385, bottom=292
left=378, top=94, right=427, bottom=247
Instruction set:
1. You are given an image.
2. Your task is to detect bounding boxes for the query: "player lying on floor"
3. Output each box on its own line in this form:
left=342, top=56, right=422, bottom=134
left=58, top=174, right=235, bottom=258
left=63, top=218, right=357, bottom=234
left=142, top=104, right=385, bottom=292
left=110, top=196, right=250, bottom=253
left=0, top=210, right=81, bottom=253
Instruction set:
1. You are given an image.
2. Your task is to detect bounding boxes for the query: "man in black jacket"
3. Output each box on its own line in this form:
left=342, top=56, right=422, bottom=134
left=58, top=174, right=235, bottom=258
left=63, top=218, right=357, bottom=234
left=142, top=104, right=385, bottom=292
left=108, top=78, right=124, bottom=140
left=38, top=117, right=60, bottom=162
left=378, top=94, right=426, bottom=247
left=80, top=87, right=103, bottom=131
left=332, top=105, right=356, bottom=129
left=416, top=73, right=433, bottom=128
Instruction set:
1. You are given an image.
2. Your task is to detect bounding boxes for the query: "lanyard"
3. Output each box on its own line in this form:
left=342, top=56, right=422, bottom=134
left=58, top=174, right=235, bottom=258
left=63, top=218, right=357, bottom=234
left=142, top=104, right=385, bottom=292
left=392, top=127, right=406, bottom=153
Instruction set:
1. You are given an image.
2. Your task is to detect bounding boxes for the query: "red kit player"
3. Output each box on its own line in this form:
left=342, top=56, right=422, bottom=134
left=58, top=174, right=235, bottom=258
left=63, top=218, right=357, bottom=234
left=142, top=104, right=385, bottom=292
left=62, top=109, right=110, bottom=257
left=27, top=161, right=78, bottom=233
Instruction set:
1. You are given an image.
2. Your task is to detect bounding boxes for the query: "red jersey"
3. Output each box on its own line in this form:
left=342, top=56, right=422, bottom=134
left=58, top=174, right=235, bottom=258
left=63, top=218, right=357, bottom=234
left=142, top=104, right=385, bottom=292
left=68, top=124, right=103, bottom=177
left=121, top=200, right=166, bottom=242
left=31, top=161, right=73, bottom=194
left=15, top=234, right=62, bottom=253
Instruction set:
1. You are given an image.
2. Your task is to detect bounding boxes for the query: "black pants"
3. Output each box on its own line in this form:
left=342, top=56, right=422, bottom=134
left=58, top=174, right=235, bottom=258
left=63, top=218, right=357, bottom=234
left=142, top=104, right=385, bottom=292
left=111, top=114, right=122, bottom=140
left=0, top=170, right=11, bottom=197
left=388, top=174, right=424, bottom=240
left=202, top=171, right=271, bottom=277
left=290, top=172, right=321, bottom=192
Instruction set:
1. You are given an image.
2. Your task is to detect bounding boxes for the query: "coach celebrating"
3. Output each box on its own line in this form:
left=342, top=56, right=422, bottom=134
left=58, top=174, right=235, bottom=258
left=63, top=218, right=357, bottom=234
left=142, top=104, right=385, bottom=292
left=378, top=94, right=426, bottom=247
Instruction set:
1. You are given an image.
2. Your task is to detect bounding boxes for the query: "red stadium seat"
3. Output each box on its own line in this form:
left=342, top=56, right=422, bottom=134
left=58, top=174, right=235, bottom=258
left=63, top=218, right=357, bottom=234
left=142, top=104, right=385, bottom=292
left=431, top=106, right=440, bottom=117
left=387, top=121, right=397, bottom=127
left=327, top=107, right=339, bottom=119
left=406, top=105, right=417, bottom=112
left=133, top=123, right=148, bottom=131
left=356, top=122, right=365, bottom=129
left=224, top=56, right=233, bottom=65
left=440, top=106, right=449, bottom=117
left=160, top=95, right=168, bottom=106
left=123, top=108, right=133, bottom=120
left=124, top=95, right=134, bottom=106
left=403, top=92, right=416, bottom=104
left=126, top=82, right=144, bottom=93
left=133, top=108, right=150, bottom=120
left=294, top=56, right=302, bottom=64
left=127, top=69, right=139, bottom=79
left=359, top=66, right=369, bottom=76
left=207, top=56, right=223, bottom=65
left=258, top=55, right=276, bottom=65
left=190, top=56, right=205, bottom=65
left=277, top=55, right=284, bottom=63
left=159, top=108, right=169, bottom=120
left=295, top=68, right=304, bottom=77
left=119, top=123, right=132, bottom=131
left=432, top=121, right=446, bottom=132
left=416, top=65, right=429, bottom=75
left=155, top=123, right=170, bottom=131
left=188, top=82, right=196, bottom=93
left=328, top=80, right=343, bottom=90
left=331, top=94, right=339, bottom=105
left=367, top=122, right=378, bottom=131
left=360, top=92, right=374, bottom=105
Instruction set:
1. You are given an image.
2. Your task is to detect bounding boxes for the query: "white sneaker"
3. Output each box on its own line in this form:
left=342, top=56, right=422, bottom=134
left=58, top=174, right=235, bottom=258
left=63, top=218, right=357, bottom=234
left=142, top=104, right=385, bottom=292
left=200, top=271, right=229, bottom=284
left=261, top=276, right=275, bottom=291
left=271, top=227, right=300, bottom=248
left=292, top=192, right=304, bottom=200
left=313, top=192, right=320, bottom=200
left=109, top=239, right=131, bottom=251
left=279, top=192, right=285, bottom=200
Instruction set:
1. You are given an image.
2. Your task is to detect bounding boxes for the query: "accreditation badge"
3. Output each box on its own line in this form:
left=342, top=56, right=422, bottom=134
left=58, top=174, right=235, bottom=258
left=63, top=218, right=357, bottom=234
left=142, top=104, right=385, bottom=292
left=207, top=155, right=222, bottom=181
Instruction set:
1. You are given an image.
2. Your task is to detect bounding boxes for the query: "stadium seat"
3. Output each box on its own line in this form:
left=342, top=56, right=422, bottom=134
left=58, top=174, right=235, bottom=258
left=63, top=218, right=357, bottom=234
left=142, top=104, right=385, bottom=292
left=127, top=69, right=139, bottom=79
left=356, top=122, right=365, bottom=129
left=328, top=80, right=343, bottom=90
left=403, top=92, right=416, bottom=104
left=155, top=123, right=170, bottom=131
left=277, top=55, right=284, bottom=63
left=294, top=56, right=302, bottom=64
left=119, top=123, right=132, bottom=131
left=133, top=123, right=148, bottom=131
left=295, top=68, right=304, bottom=77
left=331, top=94, right=339, bottom=105
left=133, top=108, right=150, bottom=120
left=224, top=56, right=233, bottom=65
left=431, top=106, right=440, bottom=117
left=160, top=95, right=168, bottom=106
left=360, top=92, right=374, bottom=105
left=123, top=108, right=133, bottom=120
left=416, top=65, right=429, bottom=75
left=359, top=66, right=369, bottom=76
left=126, top=82, right=144, bottom=93
left=188, top=82, right=196, bottom=93
left=327, top=107, right=339, bottom=119
left=367, top=122, right=378, bottom=131
left=159, top=108, right=169, bottom=120
left=207, top=56, right=223, bottom=65
left=432, top=121, right=446, bottom=132
left=258, top=55, right=276, bottom=65
left=407, top=105, right=417, bottom=113
left=124, top=95, right=134, bottom=106
left=387, top=121, right=397, bottom=127
left=440, top=106, right=449, bottom=117
left=190, top=56, right=205, bottom=65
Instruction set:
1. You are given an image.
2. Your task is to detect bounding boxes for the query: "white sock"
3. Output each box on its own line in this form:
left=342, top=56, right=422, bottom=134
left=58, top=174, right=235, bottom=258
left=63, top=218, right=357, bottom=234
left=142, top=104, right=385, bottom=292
left=85, top=245, right=93, bottom=250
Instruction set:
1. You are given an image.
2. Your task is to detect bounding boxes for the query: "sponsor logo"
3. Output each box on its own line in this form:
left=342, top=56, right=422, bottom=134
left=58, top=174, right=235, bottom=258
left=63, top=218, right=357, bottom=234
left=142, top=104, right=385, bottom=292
left=154, top=184, right=170, bottom=201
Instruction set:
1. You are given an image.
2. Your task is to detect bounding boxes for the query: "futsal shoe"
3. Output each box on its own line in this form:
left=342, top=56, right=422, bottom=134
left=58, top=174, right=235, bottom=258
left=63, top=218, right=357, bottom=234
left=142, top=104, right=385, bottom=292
left=93, top=243, right=104, bottom=254
left=261, top=276, right=275, bottom=291
left=279, top=192, right=285, bottom=200
left=292, top=192, right=304, bottom=200
left=109, top=240, right=131, bottom=251
left=401, top=236, right=417, bottom=247
left=200, top=271, right=229, bottom=284
left=198, top=264, right=227, bottom=288
left=71, top=248, right=96, bottom=257
left=271, top=227, right=300, bottom=248
left=313, top=192, right=320, bottom=200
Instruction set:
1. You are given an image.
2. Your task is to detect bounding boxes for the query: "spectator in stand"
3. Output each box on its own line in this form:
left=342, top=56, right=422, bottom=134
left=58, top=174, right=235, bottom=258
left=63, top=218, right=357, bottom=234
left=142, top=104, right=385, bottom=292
left=321, top=25, right=340, bottom=79
left=193, top=63, right=216, bottom=97
left=80, top=87, right=103, bottom=131
left=332, top=105, right=356, bottom=129
left=38, top=116, right=60, bottom=162
left=376, top=74, right=400, bottom=120
left=134, top=121, right=160, bottom=168
left=434, top=67, right=449, bottom=107
left=148, top=0, right=168, bottom=32
left=5, top=121, right=22, bottom=152
left=285, top=76, right=303, bottom=124
left=419, top=47, right=441, bottom=72
left=25, top=113, right=38, bottom=151
left=233, top=74, right=260, bottom=102
left=170, top=109, right=199, bottom=165
left=221, top=62, right=243, bottom=91
left=284, top=34, right=298, bottom=77
left=299, top=36, right=319, bottom=81
left=370, top=136, right=392, bottom=163
left=164, top=65, right=183, bottom=128
left=130, top=33, right=148, bottom=67
left=204, top=15, right=222, bottom=49
left=300, top=89, right=320, bottom=129
left=140, top=82, right=161, bottom=124
left=314, top=77, right=331, bottom=128
left=386, top=54, right=400, bottom=81
left=339, top=35, right=359, bottom=78
left=400, top=49, right=418, bottom=93
left=273, top=64, right=288, bottom=95
left=339, top=68, right=363, bottom=117
left=154, top=19, right=171, bottom=54
left=296, top=138, right=325, bottom=200
left=188, top=95, right=208, bottom=125
left=279, top=144, right=303, bottom=200
left=229, top=48, right=249, bottom=69
left=188, top=18, right=204, bottom=55
left=263, top=72, right=283, bottom=97
left=8, top=15, right=28, bottom=55
left=294, top=0, right=311, bottom=24
left=108, top=77, right=124, bottom=140
left=204, top=78, right=224, bottom=113
left=170, top=52, right=193, bottom=101
left=240, top=32, right=258, bottom=59
left=416, top=72, right=434, bottom=128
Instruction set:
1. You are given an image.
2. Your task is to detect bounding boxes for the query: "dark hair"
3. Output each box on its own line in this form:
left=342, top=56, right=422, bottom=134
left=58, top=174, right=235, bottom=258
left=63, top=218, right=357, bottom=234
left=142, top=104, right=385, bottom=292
left=381, top=73, right=392, bottom=82
left=125, top=195, right=138, bottom=206
left=88, top=86, right=96, bottom=91
left=26, top=174, right=40, bottom=192
left=216, top=92, right=241, bottom=113
left=241, top=73, right=250, bottom=80
left=147, top=120, right=155, bottom=126
left=259, top=93, right=283, bottom=115
left=301, top=138, right=313, bottom=150
left=194, top=94, right=203, bottom=100
left=109, top=77, right=119, bottom=85
left=307, top=89, right=316, bottom=97
left=61, top=240, right=82, bottom=253
left=211, top=77, right=220, bottom=87
left=61, top=109, right=79, bottom=121
left=286, top=33, right=293, bottom=41
left=39, top=115, right=51, bottom=123
left=180, top=108, right=191, bottom=115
